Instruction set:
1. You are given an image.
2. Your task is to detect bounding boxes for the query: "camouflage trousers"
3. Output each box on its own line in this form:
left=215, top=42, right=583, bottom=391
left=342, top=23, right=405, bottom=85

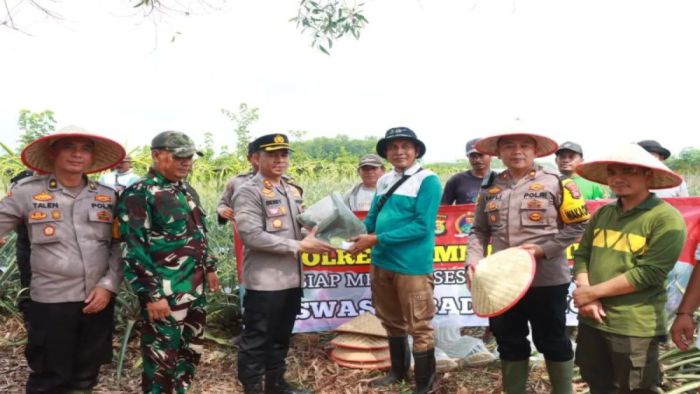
left=140, top=295, right=206, bottom=394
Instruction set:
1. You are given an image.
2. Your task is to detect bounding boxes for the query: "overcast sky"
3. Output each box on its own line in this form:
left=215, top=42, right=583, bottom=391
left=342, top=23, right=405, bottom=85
left=2, top=0, right=699, bottom=163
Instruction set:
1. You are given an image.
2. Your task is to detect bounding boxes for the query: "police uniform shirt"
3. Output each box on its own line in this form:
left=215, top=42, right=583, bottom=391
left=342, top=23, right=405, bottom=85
left=0, top=174, right=122, bottom=302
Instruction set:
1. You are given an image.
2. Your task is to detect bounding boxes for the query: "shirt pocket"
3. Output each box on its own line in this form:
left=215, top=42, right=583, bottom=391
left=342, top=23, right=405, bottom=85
left=520, top=198, right=551, bottom=227
left=27, top=214, right=63, bottom=244
left=88, top=209, right=115, bottom=241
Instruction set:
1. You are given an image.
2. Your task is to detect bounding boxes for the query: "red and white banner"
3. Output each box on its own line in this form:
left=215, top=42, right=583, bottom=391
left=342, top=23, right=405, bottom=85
left=234, top=198, right=700, bottom=333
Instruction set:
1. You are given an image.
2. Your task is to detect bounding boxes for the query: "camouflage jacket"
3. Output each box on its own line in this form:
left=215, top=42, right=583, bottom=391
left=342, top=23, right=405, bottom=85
left=118, top=168, right=216, bottom=303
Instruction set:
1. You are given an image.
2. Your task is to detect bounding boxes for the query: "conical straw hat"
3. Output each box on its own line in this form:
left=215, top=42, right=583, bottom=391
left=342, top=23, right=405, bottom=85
left=330, top=353, right=391, bottom=370
left=21, top=125, right=125, bottom=175
left=471, top=247, right=535, bottom=317
left=331, top=333, right=388, bottom=350
left=335, top=313, right=388, bottom=338
left=475, top=119, right=558, bottom=158
left=330, top=347, right=390, bottom=363
left=575, top=143, right=682, bottom=189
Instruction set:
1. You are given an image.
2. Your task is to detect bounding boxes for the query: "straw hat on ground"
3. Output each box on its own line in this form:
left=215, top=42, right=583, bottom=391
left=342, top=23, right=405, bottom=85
left=471, top=247, right=536, bottom=318
left=20, top=125, right=125, bottom=174
left=331, top=358, right=391, bottom=370
left=334, top=313, right=388, bottom=338
left=575, top=143, right=682, bottom=189
left=330, top=347, right=390, bottom=363
left=330, top=333, right=388, bottom=350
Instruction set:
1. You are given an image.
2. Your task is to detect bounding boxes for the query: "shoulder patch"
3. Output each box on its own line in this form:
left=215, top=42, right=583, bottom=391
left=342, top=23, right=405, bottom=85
left=559, top=178, right=591, bottom=224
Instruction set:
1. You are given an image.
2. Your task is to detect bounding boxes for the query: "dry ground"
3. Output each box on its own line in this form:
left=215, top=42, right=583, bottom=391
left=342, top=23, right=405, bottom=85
left=0, top=317, right=585, bottom=393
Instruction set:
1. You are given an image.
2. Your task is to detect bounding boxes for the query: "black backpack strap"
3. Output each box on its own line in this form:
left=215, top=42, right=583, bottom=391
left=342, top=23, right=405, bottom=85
left=376, top=168, right=423, bottom=213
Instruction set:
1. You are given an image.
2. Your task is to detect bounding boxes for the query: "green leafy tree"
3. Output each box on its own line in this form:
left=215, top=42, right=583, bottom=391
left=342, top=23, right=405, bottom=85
left=291, top=0, right=369, bottom=54
left=17, top=109, right=56, bottom=150
left=291, top=134, right=376, bottom=161
left=667, top=148, right=700, bottom=175
left=221, top=103, right=259, bottom=160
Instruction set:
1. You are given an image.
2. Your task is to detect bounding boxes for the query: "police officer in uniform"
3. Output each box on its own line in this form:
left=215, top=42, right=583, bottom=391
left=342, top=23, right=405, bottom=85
left=466, top=131, right=589, bottom=394
left=118, top=131, right=220, bottom=393
left=233, top=134, right=335, bottom=394
left=0, top=125, right=125, bottom=393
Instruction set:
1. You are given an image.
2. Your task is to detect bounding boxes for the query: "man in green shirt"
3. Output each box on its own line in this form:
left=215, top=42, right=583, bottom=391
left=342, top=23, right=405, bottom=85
left=572, top=143, right=687, bottom=393
left=555, top=141, right=608, bottom=200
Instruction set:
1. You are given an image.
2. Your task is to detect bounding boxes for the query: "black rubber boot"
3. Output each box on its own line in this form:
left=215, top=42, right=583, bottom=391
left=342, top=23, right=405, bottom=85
left=413, top=348, right=436, bottom=394
left=370, top=336, right=411, bottom=387
left=264, top=368, right=313, bottom=394
left=243, top=380, right=264, bottom=394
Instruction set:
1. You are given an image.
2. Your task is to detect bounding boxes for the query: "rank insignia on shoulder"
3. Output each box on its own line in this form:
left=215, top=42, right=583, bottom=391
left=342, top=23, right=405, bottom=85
left=97, top=210, right=112, bottom=222
left=488, top=187, right=501, bottom=195
left=88, top=181, right=97, bottom=190
left=261, top=188, right=276, bottom=197
left=272, top=219, right=283, bottom=229
left=33, top=192, right=53, bottom=202
left=43, top=225, right=55, bottom=236
left=30, top=211, right=47, bottom=220
left=51, top=210, right=61, bottom=220
left=95, top=195, right=112, bottom=203
left=49, top=179, right=58, bottom=189
left=529, top=183, right=544, bottom=191
left=263, top=179, right=273, bottom=189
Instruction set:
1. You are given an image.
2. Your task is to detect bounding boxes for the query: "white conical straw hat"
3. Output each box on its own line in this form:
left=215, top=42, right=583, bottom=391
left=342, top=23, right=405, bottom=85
left=475, top=119, right=558, bottom=158
left=20, top=125, right=125, bottom=175
left=575, top=143, right=682, bottom=189
left=335, top=313, right=388, bottom=338
left=331, top=333, right=388, bottom=350
left=471, top=247, right=536, bottom=317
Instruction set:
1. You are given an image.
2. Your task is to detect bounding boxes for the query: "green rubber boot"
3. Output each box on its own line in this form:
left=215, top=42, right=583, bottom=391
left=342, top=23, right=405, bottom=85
left=545, top=359, right=574, bottom=394
left=501, top=360, right=529, bottom=394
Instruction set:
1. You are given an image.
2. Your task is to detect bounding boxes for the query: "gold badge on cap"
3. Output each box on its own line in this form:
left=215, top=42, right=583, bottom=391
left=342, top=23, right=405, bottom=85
left=272, top=219, right=283, bottom=229
left=43, top=225, right=56, bottom=237
left=274, top=135, right=285, bottom=144
left=30, top=211, right=47, bottom=220
left=51, top=210, right=62, bottom=220
left=33, top=192, right=53, bottom=202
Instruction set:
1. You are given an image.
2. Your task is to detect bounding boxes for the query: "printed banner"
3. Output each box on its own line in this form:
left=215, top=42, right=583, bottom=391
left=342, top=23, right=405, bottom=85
left=234, top=198, right=700, bottom=333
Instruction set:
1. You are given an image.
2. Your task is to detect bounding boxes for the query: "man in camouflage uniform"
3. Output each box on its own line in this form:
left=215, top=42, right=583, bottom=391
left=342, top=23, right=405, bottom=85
left=118, top=131, right=220, bottom=393
left=467, top=132, right=589, bottom=394
left=0, top=125, right=125, bottom=393
left=233, top=134, right=334, bottom=394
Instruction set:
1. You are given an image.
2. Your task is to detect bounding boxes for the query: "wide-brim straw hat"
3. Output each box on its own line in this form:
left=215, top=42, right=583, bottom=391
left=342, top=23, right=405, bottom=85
left=335, top=313, right=388, bottom=338
left=476, top=132, right=558, bottom=158
left=471, top=247, right=536, bottom=318
left=21, top=125, right=126, bottom=175
left=331, top=357, right=391, bottom=370
left=575, top=143, right=682, bottom=189
left=331, top=333, right=388, bottom=350
left=330, top=347, right=390, bottom=363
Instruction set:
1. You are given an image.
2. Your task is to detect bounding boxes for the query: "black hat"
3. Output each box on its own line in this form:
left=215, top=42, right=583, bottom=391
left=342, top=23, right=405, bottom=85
left=250, top=134, right=294, bottom=153
left=375, top=127, right=426, bottom=159
left=555, top=141, right=583, bottom=156
left=466, top=138, right=480, bottom=155
left=637, top=140, right=670, bottom=160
